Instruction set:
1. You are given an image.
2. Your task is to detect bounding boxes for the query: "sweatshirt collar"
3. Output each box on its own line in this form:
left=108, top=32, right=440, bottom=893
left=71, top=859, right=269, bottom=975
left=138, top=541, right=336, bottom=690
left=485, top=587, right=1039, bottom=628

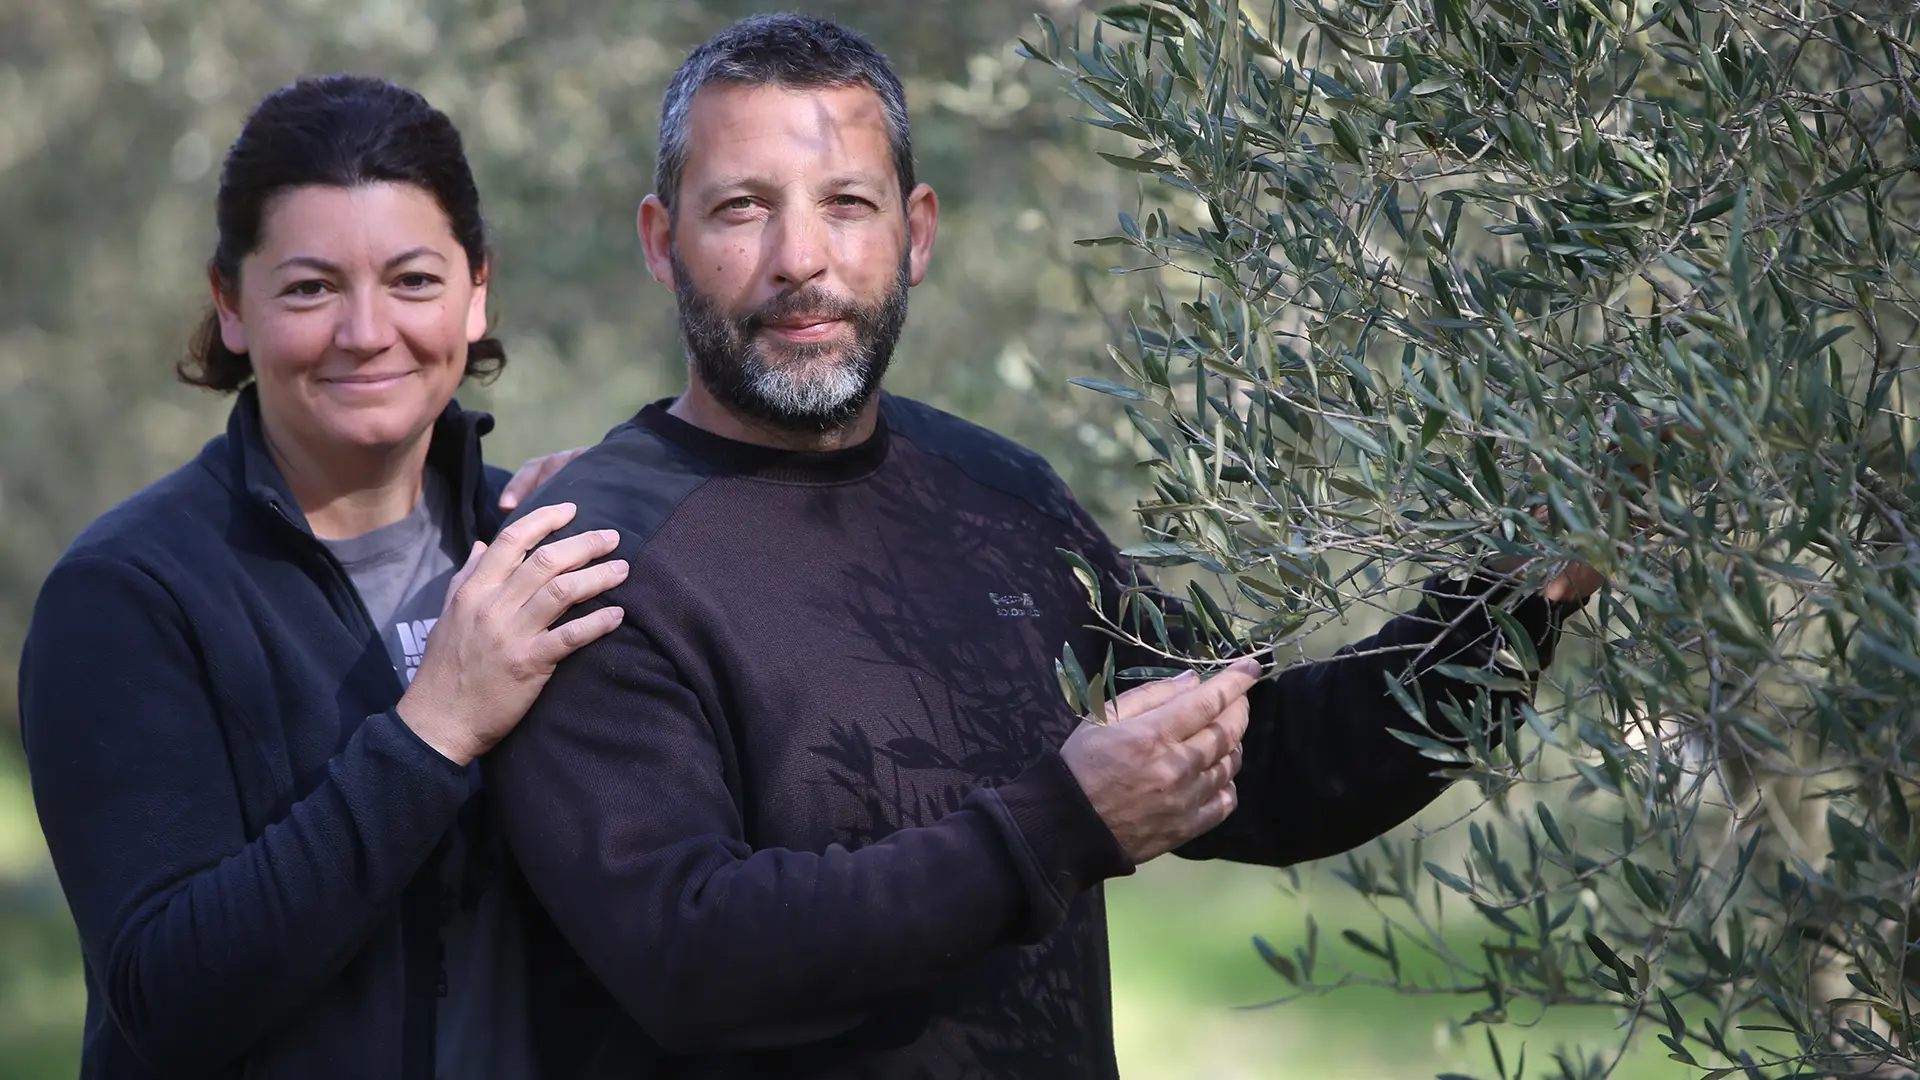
left=224, top=384, right=499, bottom=547
left=635, top=397, right=891, bottom=485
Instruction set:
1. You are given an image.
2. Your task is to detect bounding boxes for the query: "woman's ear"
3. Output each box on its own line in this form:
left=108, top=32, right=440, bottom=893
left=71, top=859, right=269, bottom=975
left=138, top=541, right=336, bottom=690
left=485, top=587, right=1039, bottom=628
left=467, top=259, right=491, bottom=342
left=210, top=265, right=247, bottom=355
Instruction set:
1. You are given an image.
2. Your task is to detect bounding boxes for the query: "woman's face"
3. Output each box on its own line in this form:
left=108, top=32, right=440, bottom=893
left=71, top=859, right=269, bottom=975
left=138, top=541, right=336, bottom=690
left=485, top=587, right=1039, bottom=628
left=214, top=182, right=487, bottom=460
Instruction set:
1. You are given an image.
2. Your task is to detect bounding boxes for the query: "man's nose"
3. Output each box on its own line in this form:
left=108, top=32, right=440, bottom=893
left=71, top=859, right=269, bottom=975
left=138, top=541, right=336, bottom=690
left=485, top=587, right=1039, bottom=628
left=767, top=208, right=828, bottom=289
left=333, top=289, right=398, bottom=357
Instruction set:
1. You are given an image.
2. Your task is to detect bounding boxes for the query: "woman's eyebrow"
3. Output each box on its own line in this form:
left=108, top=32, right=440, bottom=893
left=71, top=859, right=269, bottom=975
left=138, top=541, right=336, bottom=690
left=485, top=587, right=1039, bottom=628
left=271, top=247, right=446, bottom=274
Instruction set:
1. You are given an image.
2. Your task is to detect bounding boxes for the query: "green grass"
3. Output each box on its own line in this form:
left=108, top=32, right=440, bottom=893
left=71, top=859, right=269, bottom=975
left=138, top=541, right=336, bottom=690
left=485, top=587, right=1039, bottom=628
left=0, top=749, right=82, bottom=1079
left=0, top=899, right=82, bottom=1080
left=1107, top=857, right=1695, bottom=1080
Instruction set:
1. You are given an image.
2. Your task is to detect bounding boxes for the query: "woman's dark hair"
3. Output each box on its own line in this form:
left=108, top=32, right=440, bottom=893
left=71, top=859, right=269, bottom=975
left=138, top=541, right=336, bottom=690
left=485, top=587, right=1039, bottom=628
left=181, top=74, right=505, bottom=391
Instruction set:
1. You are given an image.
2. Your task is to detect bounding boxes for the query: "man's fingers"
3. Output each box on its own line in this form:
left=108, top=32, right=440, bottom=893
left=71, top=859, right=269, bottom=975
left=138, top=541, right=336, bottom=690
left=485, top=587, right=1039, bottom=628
left=1147, top=658, right=1261, bottom=742
left=1107, top=670, right=1198, bottom=723
left=1201, top=781, right=1239, bottom=831
left=1216, top=695, right=1251, bottom=746
left=1193, top=755, right=1237, bottom=803
left=1180, top=710, right=1244, bottom=768
left=1175, top=691, right=1251, bottom=768
left=1544, top=562, right=1604, bottom=604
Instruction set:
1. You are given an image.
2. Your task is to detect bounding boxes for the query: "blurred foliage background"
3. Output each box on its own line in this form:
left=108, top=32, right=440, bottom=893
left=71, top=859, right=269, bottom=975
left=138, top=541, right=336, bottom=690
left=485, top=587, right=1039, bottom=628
left=0, top=0, right=1690, bottom=1076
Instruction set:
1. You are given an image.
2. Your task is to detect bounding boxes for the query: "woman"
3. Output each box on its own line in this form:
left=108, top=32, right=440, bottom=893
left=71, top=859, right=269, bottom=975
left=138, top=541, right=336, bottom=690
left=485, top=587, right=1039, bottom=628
left=19, top=76, right=614, bottom=1079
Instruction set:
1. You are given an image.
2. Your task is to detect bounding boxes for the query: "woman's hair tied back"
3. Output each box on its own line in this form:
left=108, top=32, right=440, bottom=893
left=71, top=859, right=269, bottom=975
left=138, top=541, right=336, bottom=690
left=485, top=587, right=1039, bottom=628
left=181, top=74, right=505, bottom=391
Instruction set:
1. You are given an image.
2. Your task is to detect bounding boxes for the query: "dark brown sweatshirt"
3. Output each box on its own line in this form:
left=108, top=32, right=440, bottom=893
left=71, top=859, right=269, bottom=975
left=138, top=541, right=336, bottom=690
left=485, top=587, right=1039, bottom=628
left=489, top=395, right=1569, bottom=1079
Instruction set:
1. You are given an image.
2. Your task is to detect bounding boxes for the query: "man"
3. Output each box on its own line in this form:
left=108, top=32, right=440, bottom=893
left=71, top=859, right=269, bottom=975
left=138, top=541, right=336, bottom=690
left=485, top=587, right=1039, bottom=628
left=490, top=13, right=1594, bottom=1077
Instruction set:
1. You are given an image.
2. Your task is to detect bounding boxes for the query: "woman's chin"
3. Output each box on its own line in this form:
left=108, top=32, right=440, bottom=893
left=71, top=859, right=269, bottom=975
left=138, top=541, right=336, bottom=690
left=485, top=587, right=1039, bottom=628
left=261, top=373, right=460, bottom=463
left=315, top=410, right=440, bottom=456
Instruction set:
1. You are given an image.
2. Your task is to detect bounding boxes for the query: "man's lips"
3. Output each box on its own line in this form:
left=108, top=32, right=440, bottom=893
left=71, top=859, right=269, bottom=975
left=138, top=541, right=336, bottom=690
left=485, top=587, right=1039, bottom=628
left=759, top=317, right=845, bottom=342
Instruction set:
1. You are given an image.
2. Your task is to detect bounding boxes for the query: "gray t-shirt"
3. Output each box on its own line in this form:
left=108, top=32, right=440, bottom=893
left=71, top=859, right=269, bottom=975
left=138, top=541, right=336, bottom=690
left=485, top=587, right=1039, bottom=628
left=323, top=472, right=462, bottom=684
left=322, top=474, right=533, bottom=1080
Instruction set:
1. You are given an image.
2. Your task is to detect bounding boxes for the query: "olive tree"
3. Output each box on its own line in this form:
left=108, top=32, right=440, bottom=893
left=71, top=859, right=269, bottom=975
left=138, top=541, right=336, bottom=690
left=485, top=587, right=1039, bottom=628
left=1027, top=0, right=1920, bottom=1075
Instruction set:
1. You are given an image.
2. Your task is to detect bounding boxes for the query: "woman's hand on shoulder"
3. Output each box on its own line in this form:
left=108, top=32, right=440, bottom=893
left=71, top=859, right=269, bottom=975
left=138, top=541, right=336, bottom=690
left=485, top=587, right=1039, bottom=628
left=498, top=447, right=591, bottom=512
left=396, top=502, right=626, bottom=765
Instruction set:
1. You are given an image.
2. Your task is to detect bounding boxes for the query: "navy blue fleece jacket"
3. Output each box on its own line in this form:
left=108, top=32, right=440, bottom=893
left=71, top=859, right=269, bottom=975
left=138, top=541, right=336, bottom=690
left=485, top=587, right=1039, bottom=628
left=19, top=388, right=507, bottom=1080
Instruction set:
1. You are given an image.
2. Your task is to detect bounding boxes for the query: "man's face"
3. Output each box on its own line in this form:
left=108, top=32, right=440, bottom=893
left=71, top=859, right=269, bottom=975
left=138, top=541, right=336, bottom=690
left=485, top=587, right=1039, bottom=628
left=641, top=82, right=938, bottom=433
left=666, top=237, right=907, bottom=434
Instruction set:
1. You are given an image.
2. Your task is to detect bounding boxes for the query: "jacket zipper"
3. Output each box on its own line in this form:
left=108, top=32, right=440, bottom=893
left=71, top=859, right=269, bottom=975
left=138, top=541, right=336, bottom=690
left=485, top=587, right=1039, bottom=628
left=262, top=500, right=393, bottom=664
left=261, top=496, right=452, bottom=1079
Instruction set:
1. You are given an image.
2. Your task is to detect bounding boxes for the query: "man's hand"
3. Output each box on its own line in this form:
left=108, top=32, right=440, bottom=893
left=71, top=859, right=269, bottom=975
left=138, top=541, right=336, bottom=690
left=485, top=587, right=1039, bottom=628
left=1489, top=549, right=1605, bottom=604
left=1060, top=658, right=1262, bottom=864
left=1519, top=418, right=1702, bottom=604
left=1541, top=560, right=1604, bottom=603
left=499, top=447, right=591, bottom=512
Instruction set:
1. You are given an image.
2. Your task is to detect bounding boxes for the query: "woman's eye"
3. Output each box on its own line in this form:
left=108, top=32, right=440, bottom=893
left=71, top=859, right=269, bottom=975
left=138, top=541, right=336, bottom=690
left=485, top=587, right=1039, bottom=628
left=396, top=273, right=439, bottom=290
left=284, top=280, right=329, bottom=298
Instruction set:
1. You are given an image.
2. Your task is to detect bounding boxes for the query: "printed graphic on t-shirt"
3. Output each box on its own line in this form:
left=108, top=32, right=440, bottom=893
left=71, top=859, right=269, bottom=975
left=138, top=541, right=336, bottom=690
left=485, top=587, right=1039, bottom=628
left=395, top=618, right=438, bottom=684
left=380, top=564, right=456, bottom=686
left=319, top=471, right=463, bottom=688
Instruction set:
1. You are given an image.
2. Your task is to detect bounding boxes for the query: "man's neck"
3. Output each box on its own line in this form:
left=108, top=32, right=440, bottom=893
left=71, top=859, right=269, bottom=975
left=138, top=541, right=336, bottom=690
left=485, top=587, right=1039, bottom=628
left=262, top=420, right=433, bottom=541
left=668, top=377, right=880, bottom=453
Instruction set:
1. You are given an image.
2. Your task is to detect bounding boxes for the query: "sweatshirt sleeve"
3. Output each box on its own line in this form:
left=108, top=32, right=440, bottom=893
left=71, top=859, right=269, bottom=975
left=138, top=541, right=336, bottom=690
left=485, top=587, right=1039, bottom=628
left=1056, top=499, right=1578, bottom=868
left=18, top=556, right=471, bottom=1073
left=486, top=612, right=1131, bottom=1056
left=1174, top=572, right=1576, bottom=865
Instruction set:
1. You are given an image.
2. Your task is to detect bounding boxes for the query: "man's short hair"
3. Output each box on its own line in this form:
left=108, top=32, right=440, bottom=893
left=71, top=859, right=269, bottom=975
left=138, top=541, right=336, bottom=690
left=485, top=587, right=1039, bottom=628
left=655, top=13, right=915, bottom=211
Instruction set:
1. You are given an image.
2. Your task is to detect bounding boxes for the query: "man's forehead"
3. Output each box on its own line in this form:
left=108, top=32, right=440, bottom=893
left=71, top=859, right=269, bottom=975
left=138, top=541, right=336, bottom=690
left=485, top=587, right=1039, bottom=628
left=681, top=81, right=891, bottom=164
left=688, top=78, right=887, bottom=116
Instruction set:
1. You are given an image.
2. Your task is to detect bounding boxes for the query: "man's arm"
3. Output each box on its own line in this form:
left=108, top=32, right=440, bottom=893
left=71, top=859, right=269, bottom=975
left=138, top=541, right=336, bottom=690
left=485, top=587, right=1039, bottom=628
left=485, top=614, right=1131, bottom=1056
left=1058, top=499, right=1581, bottom=868
left=1175, top=574, right=1575, bottom=865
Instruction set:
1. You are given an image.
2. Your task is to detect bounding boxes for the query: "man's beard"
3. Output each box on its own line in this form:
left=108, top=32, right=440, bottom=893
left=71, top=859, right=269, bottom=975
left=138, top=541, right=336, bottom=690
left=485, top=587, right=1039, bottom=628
left=671, top=246, right=910, bottom=435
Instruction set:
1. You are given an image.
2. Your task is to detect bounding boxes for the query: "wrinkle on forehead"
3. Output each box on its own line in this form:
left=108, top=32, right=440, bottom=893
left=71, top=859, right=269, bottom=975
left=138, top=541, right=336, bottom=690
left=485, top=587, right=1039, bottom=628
left=684, top=83, right=893, bottom=197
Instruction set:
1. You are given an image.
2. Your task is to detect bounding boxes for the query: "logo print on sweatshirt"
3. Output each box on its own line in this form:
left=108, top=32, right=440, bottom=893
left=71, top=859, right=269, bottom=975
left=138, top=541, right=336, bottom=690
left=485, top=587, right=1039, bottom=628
left=991, top=592, right=1040, bottom=618
left=394, top=619, right=437, bottom=684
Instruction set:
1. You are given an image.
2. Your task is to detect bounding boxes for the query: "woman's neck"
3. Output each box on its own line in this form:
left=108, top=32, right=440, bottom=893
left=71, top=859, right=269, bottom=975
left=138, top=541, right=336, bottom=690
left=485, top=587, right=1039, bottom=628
left=261, top=421, right=434, bottom=541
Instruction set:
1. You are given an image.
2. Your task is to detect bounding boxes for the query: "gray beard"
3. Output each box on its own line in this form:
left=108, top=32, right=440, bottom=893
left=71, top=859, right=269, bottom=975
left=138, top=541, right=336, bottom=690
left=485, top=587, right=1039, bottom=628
left=745, top=348, right=870, bottom=421
left=670, top=246, right=910, bottom=435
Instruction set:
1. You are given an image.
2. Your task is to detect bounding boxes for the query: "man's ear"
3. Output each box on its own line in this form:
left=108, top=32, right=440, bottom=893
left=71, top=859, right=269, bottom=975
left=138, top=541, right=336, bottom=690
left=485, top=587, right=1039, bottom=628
left=904, top=183, right=940, bottom=288
left=210, top=266, right=247, bottom=355
left=638, top=195, right=676, bottom=291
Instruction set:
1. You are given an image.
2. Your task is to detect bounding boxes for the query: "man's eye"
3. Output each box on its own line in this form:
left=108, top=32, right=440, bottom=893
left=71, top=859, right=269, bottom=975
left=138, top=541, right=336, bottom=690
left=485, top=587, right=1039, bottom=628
left=720, top=197, right=757, bottom=212
left=831, top=195, right=873, bottom=209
